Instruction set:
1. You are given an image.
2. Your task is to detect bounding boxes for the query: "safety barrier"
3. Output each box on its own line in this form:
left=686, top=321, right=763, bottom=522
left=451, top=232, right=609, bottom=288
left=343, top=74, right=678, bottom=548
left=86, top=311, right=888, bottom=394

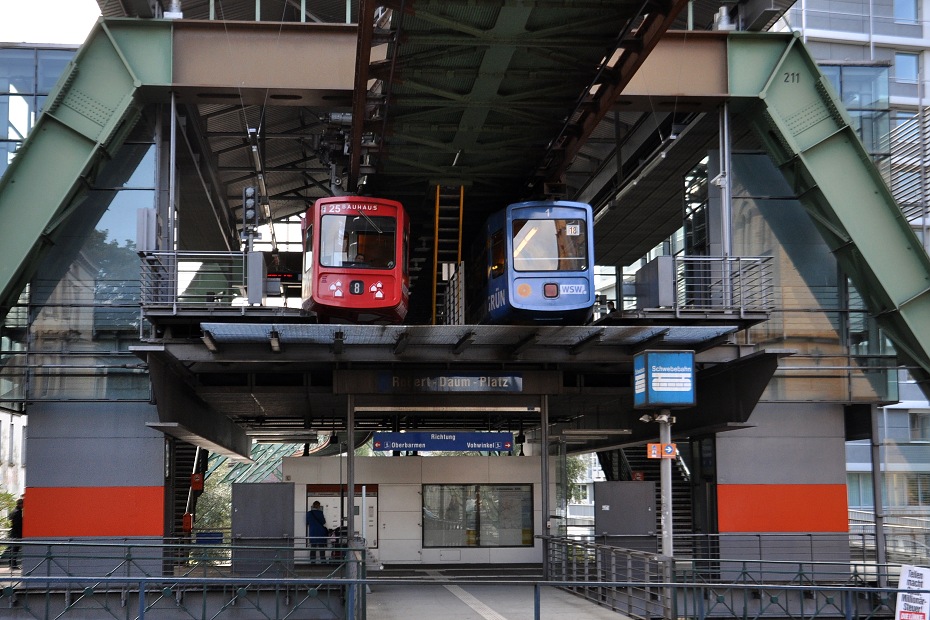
left=0, top=538, right=366, bottom=619
left=439, top=255, right=773, bottom=325
left=566, top=528, right=930, bottom=568
left=0, top=536, right=923, bottom=619
left=672, top=256, right=774, bottom=315
left=139, top=252, right=247, bottom=311
left=543, top=534, right=912, bottom=619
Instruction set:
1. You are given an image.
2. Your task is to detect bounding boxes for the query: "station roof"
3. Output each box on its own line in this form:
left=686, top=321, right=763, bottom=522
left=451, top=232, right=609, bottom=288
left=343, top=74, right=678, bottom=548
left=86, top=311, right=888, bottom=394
left=91, top=0, right=792, bottom=322
left=67, top=1, right=800, bottom=457
left=136, top=322, right=780, bottom=454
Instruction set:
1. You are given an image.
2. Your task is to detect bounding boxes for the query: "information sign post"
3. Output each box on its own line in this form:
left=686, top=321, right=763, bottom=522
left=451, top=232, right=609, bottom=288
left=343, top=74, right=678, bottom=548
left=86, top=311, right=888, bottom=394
left=634, top=350, right=695, bottom=559
left=658, top=411, right=673, bottom=556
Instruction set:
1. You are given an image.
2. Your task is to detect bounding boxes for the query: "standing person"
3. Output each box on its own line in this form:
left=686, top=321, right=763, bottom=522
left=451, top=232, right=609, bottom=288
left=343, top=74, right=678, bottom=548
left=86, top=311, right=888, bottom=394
left=8, top=498, right=22, bottom=569
left=306, top=501, right=327, bottom=562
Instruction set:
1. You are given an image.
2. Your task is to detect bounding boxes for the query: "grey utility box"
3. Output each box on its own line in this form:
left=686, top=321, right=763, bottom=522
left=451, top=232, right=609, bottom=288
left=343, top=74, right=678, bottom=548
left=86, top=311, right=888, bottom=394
left=593, top=481, right=657, bottom=552
left=231, top=482, right=295, bottom=574
left=634, top=256, right=675, bottom=309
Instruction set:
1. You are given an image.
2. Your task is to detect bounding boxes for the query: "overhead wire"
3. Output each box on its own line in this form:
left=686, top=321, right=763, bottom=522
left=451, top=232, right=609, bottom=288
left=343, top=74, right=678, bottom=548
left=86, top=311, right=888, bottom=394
left=214, top=0, right=302, bottom=251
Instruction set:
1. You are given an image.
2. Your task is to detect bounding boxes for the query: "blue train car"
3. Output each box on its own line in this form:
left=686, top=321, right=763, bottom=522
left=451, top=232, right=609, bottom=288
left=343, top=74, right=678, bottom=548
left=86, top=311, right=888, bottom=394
left=464, top=200, right=595, bottom=324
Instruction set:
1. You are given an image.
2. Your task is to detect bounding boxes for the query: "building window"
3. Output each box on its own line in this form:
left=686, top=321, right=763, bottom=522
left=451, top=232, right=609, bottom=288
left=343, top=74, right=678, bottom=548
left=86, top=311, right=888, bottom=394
left=907, top=473, right=930, bottom=506
left=820, top=64, right=890, bottom=158
left=894, top=111, right=917, bottom=127
left=422, top=484, right=533, bottom=547
left=894, top=0, right=918, bottom=23
left=895, top=53, right=919, bottom=84
left=884, top=472, right=930, bottom=508
left=911, top=411, right=930, bottom=440
left=847, top=473, right=874, bottom=508
left=574, top=484, right=589, bottom=502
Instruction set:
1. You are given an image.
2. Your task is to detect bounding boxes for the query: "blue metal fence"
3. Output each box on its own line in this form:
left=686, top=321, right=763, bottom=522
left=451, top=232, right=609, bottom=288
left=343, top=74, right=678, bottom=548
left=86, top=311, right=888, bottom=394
left=0, top=537, right=924, bottom=619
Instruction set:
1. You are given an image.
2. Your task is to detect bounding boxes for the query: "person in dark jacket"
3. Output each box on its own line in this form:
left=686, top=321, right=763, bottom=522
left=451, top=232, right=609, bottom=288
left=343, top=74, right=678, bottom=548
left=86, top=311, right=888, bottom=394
left=306, top=501, right=327, bottom=562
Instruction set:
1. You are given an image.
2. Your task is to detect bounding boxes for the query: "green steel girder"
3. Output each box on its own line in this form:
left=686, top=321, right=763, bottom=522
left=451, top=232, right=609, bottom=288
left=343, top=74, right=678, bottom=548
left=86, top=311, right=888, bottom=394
left=729, top=32, right=930, bottom=393
left=0, top=19, right=174, bottom=317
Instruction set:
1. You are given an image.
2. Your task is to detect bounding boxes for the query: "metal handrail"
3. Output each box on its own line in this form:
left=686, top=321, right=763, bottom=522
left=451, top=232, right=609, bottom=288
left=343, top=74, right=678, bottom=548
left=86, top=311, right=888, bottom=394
left=543, top=534, right=908, bottom=619
left=0, top=536, right=920, bottom=620
left=0, top=574, right=917, bottom=620
left=557, top=530, right=930, bottom=567
left=0, top=538, right=368, bottom=619
left=672, top=255, right=774, bottom=313
left=139, top=251, right=247, bottom=310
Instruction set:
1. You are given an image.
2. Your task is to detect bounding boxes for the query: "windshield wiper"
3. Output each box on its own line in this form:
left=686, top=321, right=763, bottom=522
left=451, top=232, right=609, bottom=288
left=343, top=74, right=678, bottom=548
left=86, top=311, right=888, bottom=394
left=353, top=209, right=383, bottom=234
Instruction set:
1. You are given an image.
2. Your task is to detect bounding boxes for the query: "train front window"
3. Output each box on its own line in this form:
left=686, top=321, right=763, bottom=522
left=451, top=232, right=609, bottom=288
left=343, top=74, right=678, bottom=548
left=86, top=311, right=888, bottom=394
left=511, top=218, right=587, bottom=271
left=320, top=214, right=397, bottom=269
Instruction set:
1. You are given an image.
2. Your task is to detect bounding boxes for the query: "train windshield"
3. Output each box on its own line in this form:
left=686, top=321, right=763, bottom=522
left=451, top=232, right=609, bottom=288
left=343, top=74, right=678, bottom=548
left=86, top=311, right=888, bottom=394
left=511, top=218, right=587, bottom=271
left=320, top=213, right=397, bottom=269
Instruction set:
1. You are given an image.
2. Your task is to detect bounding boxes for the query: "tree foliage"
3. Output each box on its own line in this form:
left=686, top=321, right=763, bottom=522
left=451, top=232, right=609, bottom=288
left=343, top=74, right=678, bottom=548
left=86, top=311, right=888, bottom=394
left=195, top=472, right=232, bottom=532
left=0, top=490, right=14, bottom=532
left=566, top=455, right=588, bottom=503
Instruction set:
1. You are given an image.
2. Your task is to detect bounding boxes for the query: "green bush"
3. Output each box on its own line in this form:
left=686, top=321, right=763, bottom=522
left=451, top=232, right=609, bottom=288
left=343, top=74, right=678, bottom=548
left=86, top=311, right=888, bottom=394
left=0, top=490, right=15, bottom=532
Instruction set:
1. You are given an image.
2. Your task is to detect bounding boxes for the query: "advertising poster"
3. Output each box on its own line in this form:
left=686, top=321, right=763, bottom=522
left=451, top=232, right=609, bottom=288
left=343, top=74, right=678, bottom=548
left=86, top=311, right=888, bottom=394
left=896, top=565, right=930, bottom=620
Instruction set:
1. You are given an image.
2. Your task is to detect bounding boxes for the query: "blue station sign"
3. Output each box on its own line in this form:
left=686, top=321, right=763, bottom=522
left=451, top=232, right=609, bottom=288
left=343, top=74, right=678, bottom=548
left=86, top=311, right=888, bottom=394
left=633, top=350, right=696, bottom=409
left=372, top=432, right=514, bottom=452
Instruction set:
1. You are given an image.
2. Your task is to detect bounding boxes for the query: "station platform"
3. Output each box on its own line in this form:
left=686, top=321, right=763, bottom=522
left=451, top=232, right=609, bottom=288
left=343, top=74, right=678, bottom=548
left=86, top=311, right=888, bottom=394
left=367, top=566, right=631, bottom=620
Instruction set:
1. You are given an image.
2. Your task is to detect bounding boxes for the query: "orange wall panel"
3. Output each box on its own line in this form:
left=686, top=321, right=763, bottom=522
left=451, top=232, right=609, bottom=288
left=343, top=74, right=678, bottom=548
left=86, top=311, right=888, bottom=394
left=717, top=484, right=848, bottom=533
left=24, top=487, right=164, bottom=537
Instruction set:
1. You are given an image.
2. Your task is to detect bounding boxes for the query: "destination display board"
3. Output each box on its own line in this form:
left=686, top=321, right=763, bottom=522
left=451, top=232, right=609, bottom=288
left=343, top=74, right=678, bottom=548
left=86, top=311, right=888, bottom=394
left=372, top=431, right=514, bottom=452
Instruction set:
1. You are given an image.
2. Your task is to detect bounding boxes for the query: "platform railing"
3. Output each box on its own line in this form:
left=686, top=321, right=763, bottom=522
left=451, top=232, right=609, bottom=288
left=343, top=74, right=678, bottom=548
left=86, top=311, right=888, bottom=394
left=546, top=536, right=671, bottom=618
left=200, top=0, right=358, bottom=23
left=0, top=536, right=923, bottom=619
left=543, top=534, right=907, bottom=619
left=438, top=255, right=773, bottom=325
left=673, top=256, right=774, bottom=314
left=0, top=538, right=366, bottom=619
left=139, top=251, right=247, bottom=311
left=559, top=530, right=930, bottom=568
left=0, top=572, right=915, bottom=620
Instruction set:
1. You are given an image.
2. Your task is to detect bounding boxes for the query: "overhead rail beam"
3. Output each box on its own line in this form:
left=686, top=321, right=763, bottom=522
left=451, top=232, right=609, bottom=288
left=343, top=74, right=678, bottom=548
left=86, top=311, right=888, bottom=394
left=537, top=0, right=692, bottom=186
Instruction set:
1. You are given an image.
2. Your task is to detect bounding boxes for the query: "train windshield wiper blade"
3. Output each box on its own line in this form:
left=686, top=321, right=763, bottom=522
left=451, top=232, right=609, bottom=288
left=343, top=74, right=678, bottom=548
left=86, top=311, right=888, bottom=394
left=353, top=209, right=382, bottom=233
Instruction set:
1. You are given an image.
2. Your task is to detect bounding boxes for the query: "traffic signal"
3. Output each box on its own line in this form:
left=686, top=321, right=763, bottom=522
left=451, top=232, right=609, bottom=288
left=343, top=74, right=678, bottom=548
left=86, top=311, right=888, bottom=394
left=242, top=186, right=260, bottom=228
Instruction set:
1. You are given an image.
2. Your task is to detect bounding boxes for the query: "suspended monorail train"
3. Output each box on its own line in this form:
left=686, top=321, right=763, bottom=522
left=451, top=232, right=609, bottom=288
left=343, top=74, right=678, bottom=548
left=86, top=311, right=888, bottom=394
left=301, top=196, right=410, bottom=323
left=464, top=200, right=595, bottom=324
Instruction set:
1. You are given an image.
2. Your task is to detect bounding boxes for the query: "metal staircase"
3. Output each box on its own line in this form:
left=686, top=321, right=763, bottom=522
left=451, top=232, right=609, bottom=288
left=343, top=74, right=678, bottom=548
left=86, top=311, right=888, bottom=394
left=168, top=440, right=204, bottom=539
left=432, top=185, right=464, bottom=325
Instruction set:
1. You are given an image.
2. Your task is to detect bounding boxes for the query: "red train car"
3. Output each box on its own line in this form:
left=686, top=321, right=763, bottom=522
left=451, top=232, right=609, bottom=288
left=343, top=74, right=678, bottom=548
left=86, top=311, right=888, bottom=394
left=302, top=196, right=410, bottom=323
